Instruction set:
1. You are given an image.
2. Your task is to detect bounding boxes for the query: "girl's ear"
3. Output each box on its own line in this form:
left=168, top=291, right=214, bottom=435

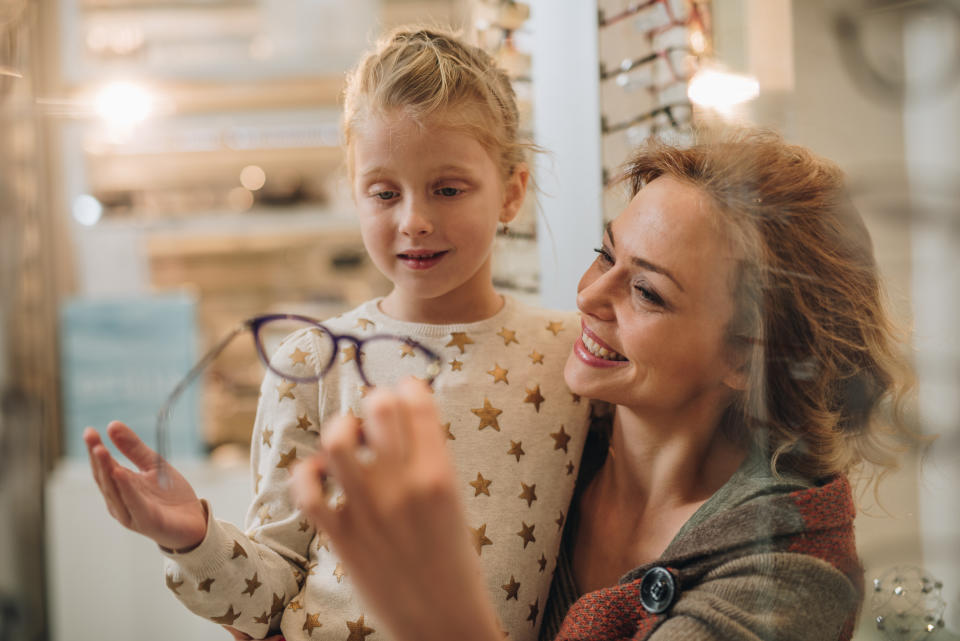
left=722, top=344, right=750, bottom=392
left=500, top=163, right=530, bottom=223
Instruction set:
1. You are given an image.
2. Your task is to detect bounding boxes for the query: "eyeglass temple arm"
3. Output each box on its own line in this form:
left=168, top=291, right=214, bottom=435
left=155, top=322, right=250, bottom=463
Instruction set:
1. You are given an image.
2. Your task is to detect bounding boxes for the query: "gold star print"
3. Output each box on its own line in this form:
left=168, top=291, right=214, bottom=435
left=165, top=573, right=183, bottom=595
left=487, top=364, right=509, bottom=384
left=356, top=318, right=375, bottom=331
left=566, top=461, right=575, bottom=476
left=471, top=524, right=494, bottom=555
left=497, top=327, right=519, bottom=346
left=289, top=348, right=308, bottom=366
left=342, top=345, right=363, bottom=364
left=316, top=530, right=331, bottom=551
left=446, top=332, right=474, bottom=354
left=442, top=422, right=455, bottom=440
left=333, top=562, right=347, bottom=583
left=359, top=384, right=373, bottom=398
left=471, top=398, right=502, bottom=432
left=550, top=425, right=571, bottom=453
left=299, top=519, right=310, bottom=532
left=346, top=614, right=376, bottom=641
left=470, top=472, right=492, bottom=497
left=255, top=472, right=262, bottom=493
left=449, top=359, right=464, bottom=371
left=508, top=441, right=525, bottom=462
left=538, top=554, right=547, bottom=573
left=261, top=428, right=274, bottom=447
left=303, top=612, right=322, bottom=635
left=257, top=505, right=272, bottom=522
left=242, top=572, right=262, bottom=596
left=297, top=415, right=312, bottom=431
left=198, top=577, right=215, bottom=592
left=529, top=350, right=544, bottom=365
left=287, top=599, right=303, bottom=612
left=518, top=482, right=537, bottom=508
left=517, top=522, right=536, bottom=548
left=277, top=381, right=296, bottom=402
left=306, top=561, right=318, bottom=576
left=524, top=385, right=545, bottom=413
left=546, top=320, right=564, bottom=336
left=501, top=576, right=521, bottom=601
left=555, top=511, right=566, bottom=531
left=400, top=343, right=416, bottom=358
left=527, top=599, right=540, bottom=626
left=269, top=593, right=285, bottom=618
left=254, top=611, right=271, bottom=625
left=211, top=605, right=241, bottom=625
left=232, top=541, right=248, bottom=559
left=277, top=447, right=297, bottom=470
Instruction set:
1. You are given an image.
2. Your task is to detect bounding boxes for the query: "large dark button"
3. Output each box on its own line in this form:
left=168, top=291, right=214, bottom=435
left=639, top=566, right=676, bottom=614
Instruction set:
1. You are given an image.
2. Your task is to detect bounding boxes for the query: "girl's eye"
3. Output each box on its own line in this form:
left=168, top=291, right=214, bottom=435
left=374, top=190, right=398, bottom=201
left=436, top=186, right=463, bottom=197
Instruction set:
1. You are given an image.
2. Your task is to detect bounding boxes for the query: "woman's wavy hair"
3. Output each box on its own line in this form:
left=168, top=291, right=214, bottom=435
left=619, top=128, right=914, bottom=481
left=342, top=26, right=530, bottom=181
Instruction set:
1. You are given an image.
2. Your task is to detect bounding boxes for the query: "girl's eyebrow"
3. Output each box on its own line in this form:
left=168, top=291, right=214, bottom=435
left=604, top=222, right=685, bottom=292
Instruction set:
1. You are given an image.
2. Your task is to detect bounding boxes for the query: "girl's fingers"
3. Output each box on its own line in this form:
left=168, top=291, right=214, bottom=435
left=90, top=442, right=133, bottom=526
left=397, top=378, right=444, bottom=453
left=107, top=421, right=161, bottom=472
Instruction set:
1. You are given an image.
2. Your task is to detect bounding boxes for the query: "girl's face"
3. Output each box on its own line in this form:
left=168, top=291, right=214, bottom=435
left=564, top=176, right=745, bottom=423
left=350, top=110, right=526, bottom=321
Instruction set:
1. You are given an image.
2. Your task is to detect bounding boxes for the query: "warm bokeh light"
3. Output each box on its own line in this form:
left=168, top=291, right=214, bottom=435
left=239, top=165, right=267, bottom=191
left=93, top=82, right=154, bottom=127
left=227, top=187, right=255, bottom=211
left=72, top=194, right=103, bottom=226
left=690, top=29, right=706, bottom=54
left=687, top=69, right=760, bottom=112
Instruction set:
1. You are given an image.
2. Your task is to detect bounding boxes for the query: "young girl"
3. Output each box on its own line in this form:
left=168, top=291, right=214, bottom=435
left=83, top=28, right=591, bottom=641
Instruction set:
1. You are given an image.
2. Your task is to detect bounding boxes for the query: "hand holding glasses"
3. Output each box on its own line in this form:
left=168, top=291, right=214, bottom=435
left=83, top=313, right=441, bottom=552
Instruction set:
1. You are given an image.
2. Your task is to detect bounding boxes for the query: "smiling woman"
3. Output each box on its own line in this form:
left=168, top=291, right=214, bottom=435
left=292, top=127, right=917, bottom=641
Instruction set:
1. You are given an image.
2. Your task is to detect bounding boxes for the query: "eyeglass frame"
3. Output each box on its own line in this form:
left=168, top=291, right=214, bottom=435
left=155, top=313, right=442, bottom=463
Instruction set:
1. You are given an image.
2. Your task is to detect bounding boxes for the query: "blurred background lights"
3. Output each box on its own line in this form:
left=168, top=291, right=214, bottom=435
left=227, top=187, right=255, bottom=212
left=94, top=82, right=154, bottom=127
left=689, top=29, right=706, bottom=54
left=72, top=194, right=103, bottom=226
left=240, top=165, right=267, bottom=191
left=687, top=69, right=760, bottom=113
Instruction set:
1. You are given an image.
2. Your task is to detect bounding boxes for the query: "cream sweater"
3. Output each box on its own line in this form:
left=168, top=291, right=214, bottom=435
left=163, top=296, right=591, bottom=641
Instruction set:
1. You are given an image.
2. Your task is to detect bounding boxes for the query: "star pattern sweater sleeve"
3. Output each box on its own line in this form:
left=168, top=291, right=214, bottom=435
left=162, top=295, right=593, bottom=641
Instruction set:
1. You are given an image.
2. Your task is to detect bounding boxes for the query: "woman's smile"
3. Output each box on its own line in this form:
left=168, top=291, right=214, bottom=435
left=574, top=320, right=628, bottom=367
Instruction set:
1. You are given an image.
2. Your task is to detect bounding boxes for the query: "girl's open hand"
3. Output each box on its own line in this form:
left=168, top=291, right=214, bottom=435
left=83, top=421, right=207, bottom=551
left=293, top=378, right=502, bottom=641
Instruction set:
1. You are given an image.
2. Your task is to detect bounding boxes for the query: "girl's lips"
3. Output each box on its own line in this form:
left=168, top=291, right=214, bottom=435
left=397, top=250, right=448, bottom=270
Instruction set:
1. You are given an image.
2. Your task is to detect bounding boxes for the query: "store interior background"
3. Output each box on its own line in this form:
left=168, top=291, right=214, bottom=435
left=0, top=0, right=958, bottom=639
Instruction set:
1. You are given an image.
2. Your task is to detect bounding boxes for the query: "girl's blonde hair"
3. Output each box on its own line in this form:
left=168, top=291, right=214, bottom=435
left=342, top=26, right=529, bottom=180
left=620, top=127, right=915, bottom=481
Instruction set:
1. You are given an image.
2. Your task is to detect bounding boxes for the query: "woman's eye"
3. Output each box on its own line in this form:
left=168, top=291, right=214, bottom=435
left=592, top=247, right=614, bottom=265
left=634, top=284, right=665, bottom=307
left=436, top=186, right=463, bottom=197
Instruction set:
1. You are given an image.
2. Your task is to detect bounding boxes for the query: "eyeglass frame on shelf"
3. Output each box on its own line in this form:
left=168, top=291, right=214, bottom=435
left=154, top=313, right=442, bottom=464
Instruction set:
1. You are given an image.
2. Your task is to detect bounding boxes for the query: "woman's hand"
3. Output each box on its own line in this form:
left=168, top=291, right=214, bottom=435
left=83, top=421, right=208, bottom=551
left=293, top=378, right=503, bottom=641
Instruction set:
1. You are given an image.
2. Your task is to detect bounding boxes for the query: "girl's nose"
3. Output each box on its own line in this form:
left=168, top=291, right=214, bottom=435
left=398, top=200, right=433, bottom=237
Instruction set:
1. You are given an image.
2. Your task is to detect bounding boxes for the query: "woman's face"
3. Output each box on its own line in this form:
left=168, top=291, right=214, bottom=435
left=564, top=176, right=745, bottom=422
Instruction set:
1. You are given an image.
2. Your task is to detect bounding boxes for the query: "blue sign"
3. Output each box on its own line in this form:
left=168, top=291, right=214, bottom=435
left=60, top=295, right=204, bottom=460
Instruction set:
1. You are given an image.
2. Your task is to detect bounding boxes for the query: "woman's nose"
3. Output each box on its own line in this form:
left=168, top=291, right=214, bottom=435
left=576, top=267, right=615, bottom=321
left=398, top=200, right=433, bottom=237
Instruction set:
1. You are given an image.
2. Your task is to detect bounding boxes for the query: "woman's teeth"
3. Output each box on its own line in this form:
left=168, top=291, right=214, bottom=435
left=582, top=333, right=626, bottom=361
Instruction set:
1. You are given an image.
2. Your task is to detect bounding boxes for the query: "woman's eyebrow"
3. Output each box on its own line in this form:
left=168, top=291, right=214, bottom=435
left=604, top=221, right=685, bottom=292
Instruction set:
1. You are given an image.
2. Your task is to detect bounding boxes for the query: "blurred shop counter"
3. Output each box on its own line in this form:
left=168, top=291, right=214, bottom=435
left=45, top=457, right=250, bottom=641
